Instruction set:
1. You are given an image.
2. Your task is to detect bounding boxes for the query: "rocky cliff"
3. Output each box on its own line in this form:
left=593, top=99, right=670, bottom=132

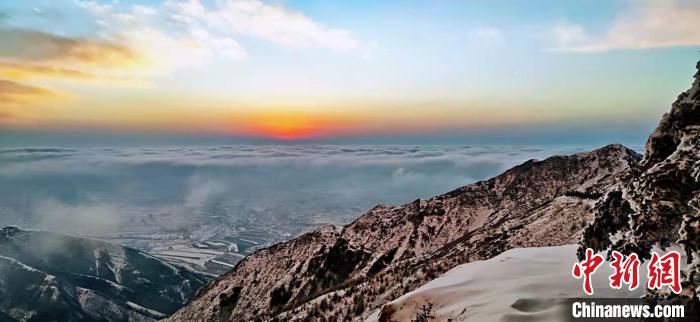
left=166, top=143, right=640, bottom=322
left=0, top=227, right=209, bottom=322
left=580, top=60, right=700, bottom=308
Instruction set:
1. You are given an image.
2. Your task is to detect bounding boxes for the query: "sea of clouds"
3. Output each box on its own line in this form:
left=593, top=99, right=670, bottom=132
left=0, top=144, right=623, bottom=235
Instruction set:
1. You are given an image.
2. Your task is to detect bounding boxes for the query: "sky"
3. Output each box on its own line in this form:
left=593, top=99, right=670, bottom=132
left=0, top=0, right=699, bottom=144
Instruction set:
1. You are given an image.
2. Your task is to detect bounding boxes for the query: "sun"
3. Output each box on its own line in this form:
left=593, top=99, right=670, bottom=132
left=245, top=112, right=324, bottom=140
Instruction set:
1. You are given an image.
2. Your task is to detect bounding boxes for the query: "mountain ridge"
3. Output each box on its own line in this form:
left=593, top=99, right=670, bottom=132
left=166, top=143, right=640, bottom=322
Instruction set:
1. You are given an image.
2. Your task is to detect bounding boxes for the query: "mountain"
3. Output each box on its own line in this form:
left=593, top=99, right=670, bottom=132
left=0, top=226, right=209, bottom=322
left=166, top=143, right=640, bottom=322
left=365, top=59, right=700, bottom=322
left=580, top=60, right=700, bottom=306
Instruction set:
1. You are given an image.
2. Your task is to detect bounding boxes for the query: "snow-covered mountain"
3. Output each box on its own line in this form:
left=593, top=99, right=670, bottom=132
left=0, top=226, right=209, bottom=322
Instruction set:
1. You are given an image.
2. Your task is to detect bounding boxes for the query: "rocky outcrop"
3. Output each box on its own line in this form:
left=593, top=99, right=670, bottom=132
left=580, top=61, right=700, bottom=308
left=166, top=144, right=640, bottom=322
left=0, top=227, right=209, bottom=322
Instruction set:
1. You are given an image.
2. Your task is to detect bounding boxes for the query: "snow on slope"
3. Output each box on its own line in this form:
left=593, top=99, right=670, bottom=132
left=366, top=245, right=649, bottom=322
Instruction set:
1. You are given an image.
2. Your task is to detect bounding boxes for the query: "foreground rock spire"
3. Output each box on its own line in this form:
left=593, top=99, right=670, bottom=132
left=580, top=59, right=700, bottom=306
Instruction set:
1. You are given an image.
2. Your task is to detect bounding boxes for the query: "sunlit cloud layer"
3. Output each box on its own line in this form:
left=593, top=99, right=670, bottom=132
left=0, top=79, right=62, bottom=104
left=0, top=145, right=597, bottom=234
left=0, top=27, right=141, bottom=66
left=0, top=61, right=98, bottom=80
left=0, top=27, right=146, bottom=89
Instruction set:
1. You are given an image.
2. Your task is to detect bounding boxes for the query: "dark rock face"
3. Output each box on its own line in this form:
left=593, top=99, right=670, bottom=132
left=0, top=228, right=209, bottom=322
left=580, top=61, right=700, bottom=307
left=166, top=144, right=640, bottom=322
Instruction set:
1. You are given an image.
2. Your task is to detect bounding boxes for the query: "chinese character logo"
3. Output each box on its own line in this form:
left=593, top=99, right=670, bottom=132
left=572, top=248, right=605, bottom=295
left=573, top=248, right=682, bottom=295
left=647, top=251, right=681, bottom=294
left=609, top=251, right=640, bottom=290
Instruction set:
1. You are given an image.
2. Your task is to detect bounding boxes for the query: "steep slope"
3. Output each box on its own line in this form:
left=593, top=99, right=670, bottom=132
left=580, top=61, right=700, bottom=306
left=0, top=227, right=209, bottom=322
left=166, top=144, right=640, bottom=322
left=366, top=245, right=651, bottom=322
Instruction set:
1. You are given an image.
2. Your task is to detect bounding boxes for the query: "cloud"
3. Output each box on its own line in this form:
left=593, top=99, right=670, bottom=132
left=0, top=79, right=65, bottom=125
left=0, top=79, right=55, bottom=96
left=75, top=0, right=247, bottom=70
left=552, top=0, right=700, bottom=52
left=0, top=27, right=147, bottom=103
left=0, top=61, right=96, bottom=80
left=0, top=79, right=62, bottom=104
left=0, top=144, right=607, bottom=236
left=185, top=175, right=227, bottom=208
left=0, top=0, right=361, bottom=112
left=74, top=0, right=360, bottom=69
left=31, top=198, right=123, bottom=234
left=0, top=28, right=143, bottom=67
left=202, top=0, right=360, bottom=52
left=0, top=145, right=599, bottom=236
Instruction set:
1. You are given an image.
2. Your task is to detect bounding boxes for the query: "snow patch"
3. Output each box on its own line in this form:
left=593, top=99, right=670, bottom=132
left=367, top=245, right=650, bottom=322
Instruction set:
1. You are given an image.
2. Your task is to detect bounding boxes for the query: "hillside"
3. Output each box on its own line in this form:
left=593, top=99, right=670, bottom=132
left=0, top=227, right=209, bottom=322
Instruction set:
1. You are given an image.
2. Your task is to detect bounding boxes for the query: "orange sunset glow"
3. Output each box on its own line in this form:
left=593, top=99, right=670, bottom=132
left=236, top=111, right=362, bottom=140
left=0, top=0, right=697, bottom=144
